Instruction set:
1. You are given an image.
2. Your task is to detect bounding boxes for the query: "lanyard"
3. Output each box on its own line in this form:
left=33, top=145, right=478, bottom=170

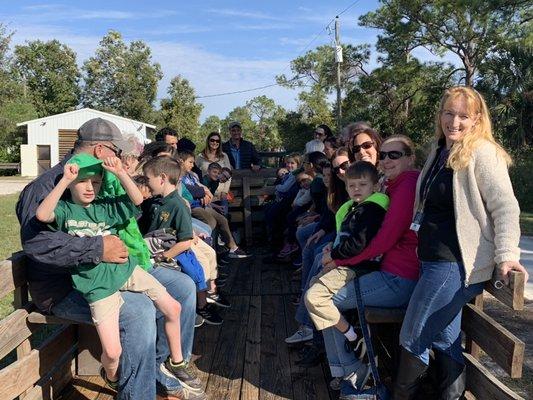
left=419, top=147, right=449, bottom=211
left=411, top=147, right=448, bottom=232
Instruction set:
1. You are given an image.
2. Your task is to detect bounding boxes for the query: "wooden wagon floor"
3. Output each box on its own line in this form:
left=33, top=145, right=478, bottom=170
left=58, top=252, right=335, bottom=400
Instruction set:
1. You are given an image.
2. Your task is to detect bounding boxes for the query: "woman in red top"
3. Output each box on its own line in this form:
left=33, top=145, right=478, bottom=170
left=321, top=135, right=420, bottom=398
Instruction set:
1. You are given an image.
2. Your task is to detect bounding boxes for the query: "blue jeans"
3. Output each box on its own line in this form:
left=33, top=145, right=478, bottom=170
left=51, top=266, right=197, bottom=397
left=295, top=241, right=332, bottom=328
left=52, top=291, right=157, bottom=399
left=400, top=261, right=484, bottom=365
left=149, top=266, right=197, bottom=392
left=322, top=271, right=417, bottom=378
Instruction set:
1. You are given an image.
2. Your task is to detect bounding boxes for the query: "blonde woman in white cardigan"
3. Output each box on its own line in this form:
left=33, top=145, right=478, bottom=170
left=393, top=86, right=529, bottom=400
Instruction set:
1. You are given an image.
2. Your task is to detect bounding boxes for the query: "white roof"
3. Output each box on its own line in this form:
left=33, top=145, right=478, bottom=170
left=17, top=107, right=156, bottom=129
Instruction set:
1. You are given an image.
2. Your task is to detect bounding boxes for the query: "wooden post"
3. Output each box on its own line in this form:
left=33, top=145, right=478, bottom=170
left=465, top=293, right=484, bottom=359
left=14, top=285, right=32, bottom=399
left=243, top=176, right=252, bottom=246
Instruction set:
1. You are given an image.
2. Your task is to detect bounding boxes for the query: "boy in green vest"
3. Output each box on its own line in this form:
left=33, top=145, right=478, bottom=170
left=36, top=154, right=201, bottom=392
left=304, top=161, right=389, bottom=341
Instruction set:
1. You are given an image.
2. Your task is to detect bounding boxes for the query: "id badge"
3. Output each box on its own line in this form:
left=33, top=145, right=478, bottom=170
left=410, top=210, right=424, bottom=232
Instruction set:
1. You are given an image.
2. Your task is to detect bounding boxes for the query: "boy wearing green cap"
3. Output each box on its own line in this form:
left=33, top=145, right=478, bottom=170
left=36, top=154, right=201, bottom=393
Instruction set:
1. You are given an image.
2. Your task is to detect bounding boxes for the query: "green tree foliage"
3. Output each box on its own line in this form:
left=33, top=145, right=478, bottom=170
left=160, top=75, right=203, bottom=144
left=81, top=30, right=162, bottom=123
left=245, top=95, right=286, bottom=150
left=0, top=24, right=38, bottom=162
left=0, top=101, right=38, bottom=162
left=199, top=115, right=222, bottom=141
left=297, top=87, right=335, bottom=128
left=343, top=60, right=454, bottom=144
left=14, top=40, right=80, bottom=117
left=277, top=111, right=314, bottom=153
left=277, top=44, right=369, bottom=131
left=221, top=106, right=255, bottom=143
left=360, top=0, right=528, bottom=86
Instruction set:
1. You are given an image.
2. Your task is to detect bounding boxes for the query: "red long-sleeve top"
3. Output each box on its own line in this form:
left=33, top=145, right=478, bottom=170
left=333, top=170, right=420, bottom=281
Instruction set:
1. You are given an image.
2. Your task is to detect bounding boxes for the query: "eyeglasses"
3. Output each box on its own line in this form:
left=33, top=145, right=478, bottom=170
left=209, top=138, right=220, bottom=143
left=378, top=150, right=410, bottom=160
left=333, top=161, right=350, bottom=174
left=352, top=141, right=374, bottom=154
left=101, top=143, right=122, bottom=157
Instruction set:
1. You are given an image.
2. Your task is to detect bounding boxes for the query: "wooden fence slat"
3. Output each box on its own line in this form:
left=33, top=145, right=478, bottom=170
left=462, top=304, right=525, bottom=378
left=0, top=253, right=26, bottom=300
left=22, top=347, right=76, bottom=400
left=464, top=353, right=524, bottom=400
left=243, top=176, right=253, bottom=246
left=0, top=308, right=34, bottom=360
left=485, top=271, right=525, bottom=310
left=0, top=325, right=76, bottom=400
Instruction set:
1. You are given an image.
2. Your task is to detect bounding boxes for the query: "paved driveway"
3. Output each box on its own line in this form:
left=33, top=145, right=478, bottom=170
left=0, top=178, right=32, bottom=195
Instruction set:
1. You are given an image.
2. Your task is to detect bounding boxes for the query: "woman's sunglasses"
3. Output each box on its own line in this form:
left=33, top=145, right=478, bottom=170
left=379, top=150, right=410, bottom=160
left=333, top=161, right=350, bottom=174
left=352, top=141, right=374, bottom=154
left=209, top=138, right=221, bottom=143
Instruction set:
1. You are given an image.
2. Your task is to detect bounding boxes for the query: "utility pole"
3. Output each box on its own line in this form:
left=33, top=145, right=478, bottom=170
left=334, top=16, right=343, bottom=134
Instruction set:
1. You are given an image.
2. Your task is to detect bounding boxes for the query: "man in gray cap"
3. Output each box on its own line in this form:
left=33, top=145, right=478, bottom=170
left=222, top=121, right=261, bottom=171
left=16, top=117, right=203, bottom=400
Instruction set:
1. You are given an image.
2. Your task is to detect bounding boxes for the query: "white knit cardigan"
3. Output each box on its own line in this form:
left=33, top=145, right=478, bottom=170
left=414, top=139, right=521, bottom=285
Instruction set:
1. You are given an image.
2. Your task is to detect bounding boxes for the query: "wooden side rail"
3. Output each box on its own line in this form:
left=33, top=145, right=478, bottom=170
left=0, top=254, right=99, bottom=399
left=229, top=168, right=278, bottom=245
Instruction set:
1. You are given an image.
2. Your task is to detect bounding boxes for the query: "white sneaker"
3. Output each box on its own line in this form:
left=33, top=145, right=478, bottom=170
left=284, top=325, right=313, bottom=344
left=344, top=363, right=371, bottom=391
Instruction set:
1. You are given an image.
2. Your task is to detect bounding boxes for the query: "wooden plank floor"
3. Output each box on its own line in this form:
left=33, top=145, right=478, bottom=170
left=58, top=252, right=335, bottom=399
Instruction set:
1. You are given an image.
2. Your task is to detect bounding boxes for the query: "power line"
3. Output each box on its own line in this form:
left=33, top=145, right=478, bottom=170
left=193, top=0, right=362, bottom=100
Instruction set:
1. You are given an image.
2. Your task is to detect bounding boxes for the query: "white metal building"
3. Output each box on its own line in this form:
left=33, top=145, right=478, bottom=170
left=17, top=108, right=155, bottom=177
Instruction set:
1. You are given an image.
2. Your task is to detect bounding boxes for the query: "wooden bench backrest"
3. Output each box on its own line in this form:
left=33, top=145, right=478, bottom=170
left=0, top=253, right=77, bottom=400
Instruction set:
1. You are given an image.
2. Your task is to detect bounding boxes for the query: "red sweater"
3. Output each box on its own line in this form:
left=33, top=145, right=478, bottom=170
left=333, top=170, right=420, bottom=281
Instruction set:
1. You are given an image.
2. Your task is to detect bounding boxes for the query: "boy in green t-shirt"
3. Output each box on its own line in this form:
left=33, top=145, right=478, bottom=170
left=140, top=156, right=226, bottom=325
left=36, top=153, right=201, bottom=392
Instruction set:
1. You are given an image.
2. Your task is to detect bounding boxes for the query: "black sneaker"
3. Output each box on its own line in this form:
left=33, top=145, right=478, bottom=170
left=99, top=366, right=118, bottom=392
left=195, top=314, right=205, bottom=328
left=162, top=358, right=203, bottom=391
left=206, top=292, right=231, bottom=308
left=196, top=304, right=223, bottom=325
left=227, top=247, right=251, bottom=259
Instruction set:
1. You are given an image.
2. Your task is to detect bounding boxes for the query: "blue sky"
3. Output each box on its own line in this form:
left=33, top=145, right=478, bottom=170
left=0, top=1, right=455, bottom=121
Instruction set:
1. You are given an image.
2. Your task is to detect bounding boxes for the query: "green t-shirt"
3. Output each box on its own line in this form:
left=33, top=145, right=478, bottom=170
left=100, top=171, right=151, bottom=270
left=144, top=190, right=194, bottom=242
left=54, top=195, right=140, bottom=303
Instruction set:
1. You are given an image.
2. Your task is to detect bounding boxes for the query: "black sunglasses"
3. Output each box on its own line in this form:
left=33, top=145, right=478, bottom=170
left=379, top=150, right=409, bottom=160
left=333, top=161, right=350, bottom=174
left=101, top=143, right=122, bottom=157
left=209, top=138, right=220, bottom=143
left=352, top=141, right=374, bottom=154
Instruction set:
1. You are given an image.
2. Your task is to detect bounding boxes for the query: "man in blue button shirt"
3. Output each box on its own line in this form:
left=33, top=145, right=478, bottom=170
left=222, top=121, right=261, bottom=171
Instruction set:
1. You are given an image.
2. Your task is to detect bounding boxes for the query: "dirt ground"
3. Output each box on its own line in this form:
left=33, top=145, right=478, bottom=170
left=482, top=296, right=532, bottom=399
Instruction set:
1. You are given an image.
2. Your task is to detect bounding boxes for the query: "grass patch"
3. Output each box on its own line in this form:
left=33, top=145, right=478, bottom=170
left=521, top=212, right=533, bottom=236
left=0, top=193, right=21, bottom=319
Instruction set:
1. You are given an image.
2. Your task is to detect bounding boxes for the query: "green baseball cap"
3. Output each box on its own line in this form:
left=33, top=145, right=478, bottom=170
left=68, top=153, right=103, bottom=180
